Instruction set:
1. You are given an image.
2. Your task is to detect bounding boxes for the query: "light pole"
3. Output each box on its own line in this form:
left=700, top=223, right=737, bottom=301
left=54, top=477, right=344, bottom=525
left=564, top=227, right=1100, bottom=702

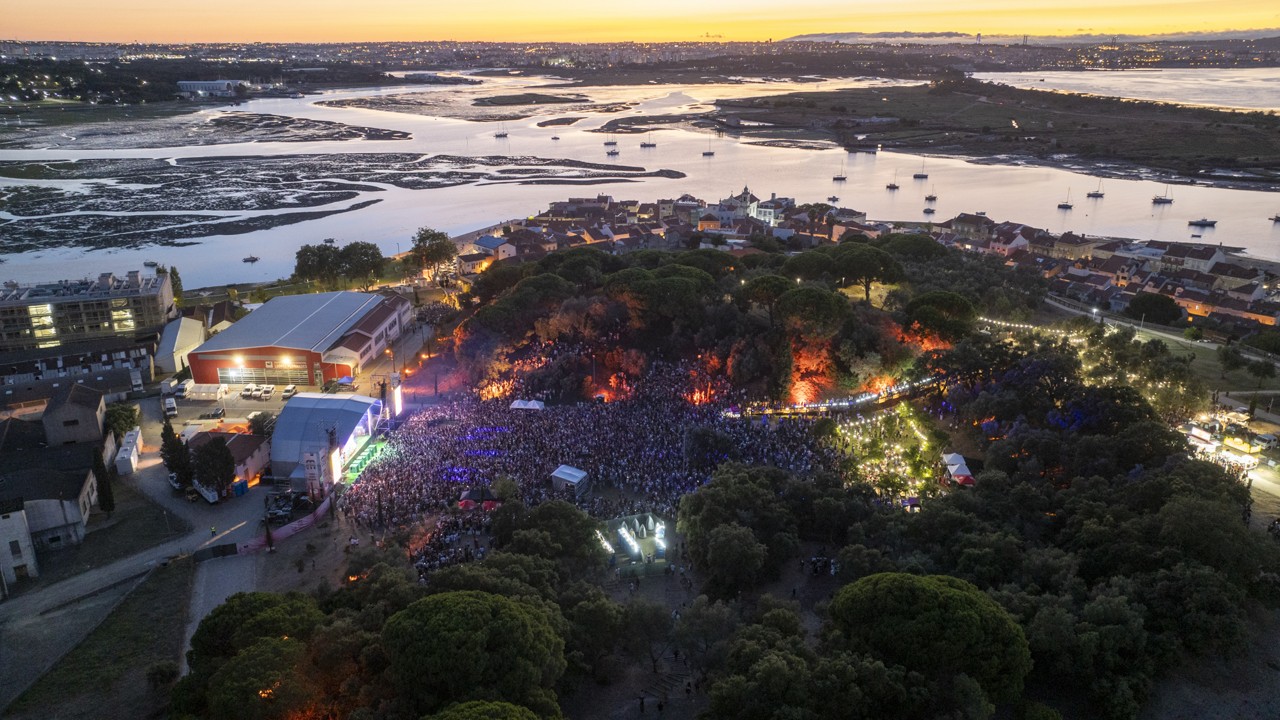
left=385, top=348, right=396, bottom=374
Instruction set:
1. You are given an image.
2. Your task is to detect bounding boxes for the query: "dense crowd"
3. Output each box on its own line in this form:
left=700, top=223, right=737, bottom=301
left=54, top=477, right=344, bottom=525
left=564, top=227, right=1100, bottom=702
left=340, top=362, right=837, bottom=570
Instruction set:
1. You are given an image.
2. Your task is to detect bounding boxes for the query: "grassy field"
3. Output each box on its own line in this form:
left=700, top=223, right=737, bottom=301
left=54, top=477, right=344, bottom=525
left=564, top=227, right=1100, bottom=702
left=713, top=80, right=1280, bottom=178
left=5, top=558, right=195, bottom=720
left=0, top=101, right=199, bottom=132
left=29, top=482, right=190, bottom=589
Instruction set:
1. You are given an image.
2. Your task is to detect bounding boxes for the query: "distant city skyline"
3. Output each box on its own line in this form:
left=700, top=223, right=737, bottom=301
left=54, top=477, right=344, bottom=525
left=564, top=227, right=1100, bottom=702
left=6, top=0, right=1280, bottom=44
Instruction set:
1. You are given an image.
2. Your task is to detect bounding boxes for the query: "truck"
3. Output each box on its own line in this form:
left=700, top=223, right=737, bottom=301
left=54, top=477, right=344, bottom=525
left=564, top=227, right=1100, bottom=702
left=161, top=378, right=180, bottom=396
left=129, top=369, right=144, bottom=393
left=175, top=379, right=195, bottom=398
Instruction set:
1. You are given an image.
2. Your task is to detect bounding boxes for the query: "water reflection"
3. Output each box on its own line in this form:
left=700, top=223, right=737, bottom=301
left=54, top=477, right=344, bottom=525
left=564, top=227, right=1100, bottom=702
left=2, top=74, right=1278, bottom=287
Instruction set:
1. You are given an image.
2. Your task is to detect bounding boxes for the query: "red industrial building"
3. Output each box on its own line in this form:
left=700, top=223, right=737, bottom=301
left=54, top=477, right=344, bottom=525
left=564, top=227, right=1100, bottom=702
left=186, top=291, right=412, bottom=387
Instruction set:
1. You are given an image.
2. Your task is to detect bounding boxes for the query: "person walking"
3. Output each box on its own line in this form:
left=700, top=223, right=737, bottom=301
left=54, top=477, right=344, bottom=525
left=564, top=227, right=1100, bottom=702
left=210, top=526, right=217, bottom=537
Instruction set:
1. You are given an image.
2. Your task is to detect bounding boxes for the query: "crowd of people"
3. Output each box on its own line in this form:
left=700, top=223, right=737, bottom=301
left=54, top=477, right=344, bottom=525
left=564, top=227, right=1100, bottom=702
left=340, top=361, right=838, bottom=571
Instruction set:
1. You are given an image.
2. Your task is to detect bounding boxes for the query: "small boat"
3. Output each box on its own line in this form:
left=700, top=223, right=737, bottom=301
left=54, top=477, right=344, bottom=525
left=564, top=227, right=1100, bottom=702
left=606, top=149, right=619, bottom=156
left=923, top=207, right=936, bottom=215
left=323, top=238, right=335, bottom=244
left=925, top=185, right=937, bottom=202
left=1188, top=218, right=1217, bottom=228
left=828, top=195, right=840, bottom=203
left=1086, top=180, right=1105, bottom=199
left=1271, top=214, right=1280, bottom=222
left=912, top=161, right=928, bottom=180
left=143, top=260, right=159, bottom=268
left=1191, top=234, right=1203, bottom=238
left=975, top=211, right=987, bottom=216
left=243, top=256, right=260, bottom=263
left=1153, top=184, right=1173, bottom=204
left=551, top=136, right=560, bottom=141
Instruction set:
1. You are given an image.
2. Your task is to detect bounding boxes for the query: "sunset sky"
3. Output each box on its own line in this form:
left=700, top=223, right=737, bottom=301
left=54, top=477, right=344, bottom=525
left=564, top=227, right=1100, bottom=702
left=6, top=0, right=1280, bottom=43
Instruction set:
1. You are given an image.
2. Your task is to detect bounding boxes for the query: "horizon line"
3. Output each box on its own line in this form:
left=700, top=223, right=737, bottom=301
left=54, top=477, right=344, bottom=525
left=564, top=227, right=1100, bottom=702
left=3, top=27, right=1280, bottom=46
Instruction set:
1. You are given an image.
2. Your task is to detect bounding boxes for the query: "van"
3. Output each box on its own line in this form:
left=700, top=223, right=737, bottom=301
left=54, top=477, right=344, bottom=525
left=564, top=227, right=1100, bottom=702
left=163, top=397, right=178, bottom=418
left=281, top=384, right=298, bottom=399
left=240, top=384, right=256, bottom=399
left=1258, top=433, right=1278, bottom=449
left=175, top=379, right=194, bottom=398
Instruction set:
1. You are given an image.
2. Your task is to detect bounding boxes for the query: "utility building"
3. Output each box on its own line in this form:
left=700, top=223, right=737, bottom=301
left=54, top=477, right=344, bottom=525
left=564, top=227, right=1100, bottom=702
left=186, top=292, right=411, bottom=387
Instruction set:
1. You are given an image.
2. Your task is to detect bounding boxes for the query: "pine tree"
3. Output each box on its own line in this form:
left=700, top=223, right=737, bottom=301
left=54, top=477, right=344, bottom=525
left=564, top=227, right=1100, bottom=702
left=160, top=420, right=193, bottom=487
left=93, top=448, right=116, bottom=515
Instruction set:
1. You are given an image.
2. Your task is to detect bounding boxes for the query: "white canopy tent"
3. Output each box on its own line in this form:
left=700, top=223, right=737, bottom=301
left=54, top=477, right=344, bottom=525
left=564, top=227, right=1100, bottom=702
left=510, top=399, right=547, bottom=410
left=942, top=452, right=974, bottom=486
left=551, top=464, right=589, bottom=497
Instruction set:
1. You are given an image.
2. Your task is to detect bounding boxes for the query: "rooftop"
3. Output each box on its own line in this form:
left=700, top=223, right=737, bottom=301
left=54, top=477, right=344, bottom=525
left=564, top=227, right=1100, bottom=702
left=0, top=271, right=167, bottom=306
left=193, top=292, right=391, bottom=355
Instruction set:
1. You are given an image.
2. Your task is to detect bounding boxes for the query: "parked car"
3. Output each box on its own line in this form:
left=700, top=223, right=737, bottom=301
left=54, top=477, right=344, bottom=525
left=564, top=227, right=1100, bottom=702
left=250, top=387, right=264, bottom=400
left=262, top=385, right=276, bottom=400
left=240, top=384, right=257, bottom=399
left=199, top=407, right=226, bottom=420
left=281, top=384, right=298, bottom=399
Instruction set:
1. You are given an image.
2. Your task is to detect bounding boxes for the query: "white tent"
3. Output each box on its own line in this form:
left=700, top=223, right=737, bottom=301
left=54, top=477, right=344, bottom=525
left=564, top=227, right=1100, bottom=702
left=551, top=464, right=589, bottom=497
left=941, top=452, right=974, bottom=486
left=510, top=399, right=546, bottom=410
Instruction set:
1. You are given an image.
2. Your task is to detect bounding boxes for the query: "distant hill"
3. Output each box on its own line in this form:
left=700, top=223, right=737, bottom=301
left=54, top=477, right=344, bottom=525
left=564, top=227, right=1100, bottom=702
left=784, top=29, right=1280, bottom=46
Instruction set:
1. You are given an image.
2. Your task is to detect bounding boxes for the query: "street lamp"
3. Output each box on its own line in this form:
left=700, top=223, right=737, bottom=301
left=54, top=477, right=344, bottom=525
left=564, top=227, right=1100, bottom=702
left=385, top=347, right=396, bottom=374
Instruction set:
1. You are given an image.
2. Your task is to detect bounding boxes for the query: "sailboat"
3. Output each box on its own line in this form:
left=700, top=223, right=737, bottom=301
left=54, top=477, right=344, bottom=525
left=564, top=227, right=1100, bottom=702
left=603, top=134, right=618, bottom=147
left=912, top=161, right=928, bottom=180
left=1152, top=184, right=1173, bottom=204
left=640, top=132, right=657, bottom=148
left=885, top=170, right=899, bottom=190
left=1057, top=189, right=1074, bottom=210
left=833, top=159, right=847, bottom=182
left=1086, top=180, right=1105, bottom=199
left=702, top=139, right=715, bottom=157
left=493, top=123, right=508, bottom=139
left=925, top=186, right=937, bottom=202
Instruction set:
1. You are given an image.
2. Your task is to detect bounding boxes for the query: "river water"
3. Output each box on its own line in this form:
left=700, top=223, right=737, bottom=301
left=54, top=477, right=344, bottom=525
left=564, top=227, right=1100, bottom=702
left=2, top=72, right=1279, bottom=288
left=973, top=68, right=1280, bottom=112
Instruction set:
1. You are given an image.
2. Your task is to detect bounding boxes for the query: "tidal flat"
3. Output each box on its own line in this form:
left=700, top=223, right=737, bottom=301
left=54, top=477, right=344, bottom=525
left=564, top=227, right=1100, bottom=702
left=0, top=153, right=682, bottom=252
left=0, top=111, right=411, bottom=150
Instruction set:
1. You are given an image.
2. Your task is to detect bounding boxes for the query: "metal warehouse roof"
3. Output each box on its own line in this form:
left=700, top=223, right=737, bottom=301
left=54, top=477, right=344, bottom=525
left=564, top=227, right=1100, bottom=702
left=193, top=292, right=386, bottom=354
left=270, top=392, right=381, bottom=475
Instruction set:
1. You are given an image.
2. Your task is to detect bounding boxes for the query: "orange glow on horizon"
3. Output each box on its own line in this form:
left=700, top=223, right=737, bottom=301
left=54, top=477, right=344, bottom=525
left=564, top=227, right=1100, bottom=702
left=6, top=1, right=1277, bottom=43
